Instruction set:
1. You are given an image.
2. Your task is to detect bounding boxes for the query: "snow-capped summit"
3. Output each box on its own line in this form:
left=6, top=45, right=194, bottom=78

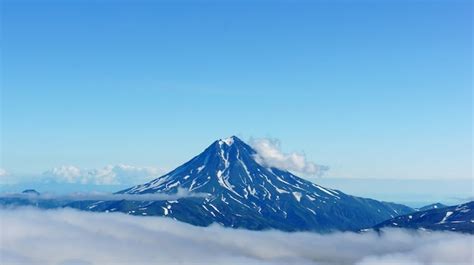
left=219, top=136, right=236, bottom=146
left=110, top=137, right=414, bottom=231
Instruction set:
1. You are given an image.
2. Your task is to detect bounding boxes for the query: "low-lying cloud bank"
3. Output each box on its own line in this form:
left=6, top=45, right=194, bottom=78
left=0, top=165, right=165, bottom=186
left=0, top=189, right=208, bottom=201
left=1, top=208, right=472, bottom=265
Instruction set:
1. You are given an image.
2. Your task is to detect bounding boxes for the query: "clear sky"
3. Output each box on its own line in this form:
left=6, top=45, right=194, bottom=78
left=1, top=0, right=472, bottom=184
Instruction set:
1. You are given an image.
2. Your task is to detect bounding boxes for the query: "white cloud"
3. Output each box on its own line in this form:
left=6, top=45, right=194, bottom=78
left=0, top=168, right=8, bottom=177
left=44, top=166, right=83, bottom=183
left=250, top=138, right=329, bottom=176
left=1, top=208, right=472, bottom=265
left=42, top=164, right=163, bottom=185
left=0, top=168, right=17, bottom=185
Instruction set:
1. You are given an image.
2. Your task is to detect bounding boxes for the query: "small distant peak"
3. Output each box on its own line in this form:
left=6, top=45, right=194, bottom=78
left=22, top=189, right=40, bottom=196
left=418, top=202, right=448, bottom=211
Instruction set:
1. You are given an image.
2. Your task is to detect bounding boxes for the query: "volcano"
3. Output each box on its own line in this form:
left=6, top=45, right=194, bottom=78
left=71, top=136, right=414, bottom=232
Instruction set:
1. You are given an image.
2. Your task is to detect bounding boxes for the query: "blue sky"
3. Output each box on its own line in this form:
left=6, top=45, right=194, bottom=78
left=1, top=0, right=472, bottom=190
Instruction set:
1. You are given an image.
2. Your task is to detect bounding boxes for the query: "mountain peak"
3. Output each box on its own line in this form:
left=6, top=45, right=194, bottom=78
left=219, top=136, right=235, bottom=146
left=217, top=135, right=245, bottom=146
left=210, top=136, right=255, bottom=156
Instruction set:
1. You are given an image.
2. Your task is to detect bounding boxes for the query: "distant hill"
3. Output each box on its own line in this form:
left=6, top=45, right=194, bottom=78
left=21, top=189, right=40, bottom=196
left=417, top=202, right=447, bottom=211
left=371, top=201, right=474, bottom=234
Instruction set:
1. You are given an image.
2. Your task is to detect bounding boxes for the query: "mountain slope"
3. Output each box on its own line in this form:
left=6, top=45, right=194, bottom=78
left=70, top=136, right=413, bottom=232
left=372, top=201, right=474, bottom=234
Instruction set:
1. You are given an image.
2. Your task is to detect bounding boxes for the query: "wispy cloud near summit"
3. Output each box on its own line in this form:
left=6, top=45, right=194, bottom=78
left=250, top=138, right=328, bottom=177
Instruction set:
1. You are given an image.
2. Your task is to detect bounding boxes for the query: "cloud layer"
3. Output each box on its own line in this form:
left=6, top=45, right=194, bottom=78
left=42, top=164, right=163, bottom=185
left=250, top=138, right=329, bottom=176
left=0, top=189, right=208, bottom=201
left=1, top=208, right=472, bottom=265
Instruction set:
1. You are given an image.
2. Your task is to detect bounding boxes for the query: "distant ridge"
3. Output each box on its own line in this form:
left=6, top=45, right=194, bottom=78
left=417, top=203, right=447, bottom=212
left=372, top=201, right=474, bottom=234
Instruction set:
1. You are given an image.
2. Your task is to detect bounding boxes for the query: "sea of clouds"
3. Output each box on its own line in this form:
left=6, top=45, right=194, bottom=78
left=0, top=188, right=208, bottom=201
left=0, top=207, right=472, bottom=265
